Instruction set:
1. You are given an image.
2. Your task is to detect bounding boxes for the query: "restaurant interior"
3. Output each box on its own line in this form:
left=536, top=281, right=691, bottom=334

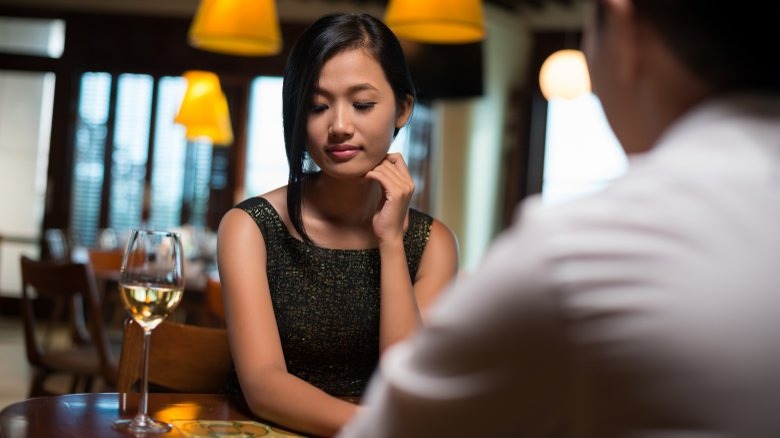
left=0, top=0, right=599, bottom=417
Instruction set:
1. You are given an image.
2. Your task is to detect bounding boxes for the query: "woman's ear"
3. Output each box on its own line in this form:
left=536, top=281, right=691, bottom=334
left=395, top=94, right=414, bottom=129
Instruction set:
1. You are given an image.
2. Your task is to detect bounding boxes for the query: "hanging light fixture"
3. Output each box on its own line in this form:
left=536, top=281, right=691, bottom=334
left=174, top=71, right=234, bottom=146
left=384, top=0, right=485, bottom=44
left=538, top=49, right=591, bottom=100
left=188, top=0, right=282, bottom=56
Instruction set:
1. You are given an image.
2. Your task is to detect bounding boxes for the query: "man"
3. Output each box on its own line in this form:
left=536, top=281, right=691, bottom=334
left=338, top=0, right=780, bottom=436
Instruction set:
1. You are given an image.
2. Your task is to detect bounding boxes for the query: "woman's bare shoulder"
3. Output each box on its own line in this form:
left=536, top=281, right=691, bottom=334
left=259, top=186, right=289, bottom=222
left=425, top=217, right=459, bottom=267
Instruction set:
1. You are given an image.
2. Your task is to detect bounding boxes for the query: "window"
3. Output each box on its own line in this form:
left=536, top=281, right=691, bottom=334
left=394, top=103, right=433, bottom=210
left=542, top=93, right=628, bottom=205
left=108, top=74, right=153, bottom=233
left=182, top=140, right=213, bottom=227
left=70, top=73, right=208, bottom=247
left=148, top=77, right=188, bottom=230
left=244, top=77, right=287, bottom=197
left=0, top=16, right=65, bottom=58
left=70, top=72, right=111, bottom=247
left=0, top=16, right=63, bottom=295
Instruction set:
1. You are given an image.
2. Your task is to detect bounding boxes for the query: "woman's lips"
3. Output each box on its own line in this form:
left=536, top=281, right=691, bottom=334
left=326, top=145, right=360, bottom=160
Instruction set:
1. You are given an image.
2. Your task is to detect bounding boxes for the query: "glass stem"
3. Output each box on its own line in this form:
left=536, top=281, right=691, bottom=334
left=139, top=327, right=152, bottom=417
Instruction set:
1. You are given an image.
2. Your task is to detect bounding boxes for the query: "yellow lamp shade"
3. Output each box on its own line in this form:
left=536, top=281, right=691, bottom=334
left=188, top=0, right=282, bottom=56
left=384, top=0, right=485, bottom=44
left=175, top=71, right=234, bottom=146
left=539, top=49, right=591, bottom=100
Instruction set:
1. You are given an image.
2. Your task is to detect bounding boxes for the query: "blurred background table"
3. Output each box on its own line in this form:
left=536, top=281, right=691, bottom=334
left=72, top=245, right=219, bottom=328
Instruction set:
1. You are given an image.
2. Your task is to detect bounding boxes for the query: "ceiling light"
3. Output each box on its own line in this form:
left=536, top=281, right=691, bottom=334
left=384, top=0, right=485, bottom=44
left=174, top=71, right=234, bottom=146
left=188, top=0, right=282, bottom=56
left=539, top=49, right=591, bottom=100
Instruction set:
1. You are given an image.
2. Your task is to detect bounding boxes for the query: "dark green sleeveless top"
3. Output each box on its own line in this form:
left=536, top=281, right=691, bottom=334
left=227, top=196, right=432, bottom=397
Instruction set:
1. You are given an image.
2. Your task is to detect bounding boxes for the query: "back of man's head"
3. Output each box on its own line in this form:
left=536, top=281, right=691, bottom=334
left=623, top=1, right=780, bottom=94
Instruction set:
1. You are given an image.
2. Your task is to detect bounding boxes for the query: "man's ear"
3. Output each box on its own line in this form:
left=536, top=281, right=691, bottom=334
left=396, top=94, right=414, bottom=129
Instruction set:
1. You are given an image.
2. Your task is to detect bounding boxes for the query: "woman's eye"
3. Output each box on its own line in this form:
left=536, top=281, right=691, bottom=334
left=310, top=104, right=328, bottom=113
left=354, top=101, right=376, bottom=111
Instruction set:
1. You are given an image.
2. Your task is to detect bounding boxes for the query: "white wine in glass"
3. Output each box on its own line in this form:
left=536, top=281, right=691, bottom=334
left=113, top=229, right=184, bottom=435
left=120, top=284, right=183, bottom=330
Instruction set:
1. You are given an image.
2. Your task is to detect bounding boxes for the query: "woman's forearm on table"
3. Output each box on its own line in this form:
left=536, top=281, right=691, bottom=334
left=242, top=367, right=359, bottom=437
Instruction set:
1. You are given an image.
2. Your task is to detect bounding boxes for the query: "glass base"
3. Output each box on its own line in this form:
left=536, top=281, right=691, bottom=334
left=113, top=414, right=172, bottom=435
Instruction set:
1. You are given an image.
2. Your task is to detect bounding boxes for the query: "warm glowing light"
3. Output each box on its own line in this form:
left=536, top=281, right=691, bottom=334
left=188, top=0, right=282, bottom=56
left=384, top=0, right=485, bottom=44
left=539, top=49, right=591, bottom=100
left=174, top=71, right=234, bottom=146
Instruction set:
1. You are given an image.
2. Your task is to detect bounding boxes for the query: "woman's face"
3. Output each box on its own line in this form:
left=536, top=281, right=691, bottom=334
left=306, top=48, right=411, bottom=179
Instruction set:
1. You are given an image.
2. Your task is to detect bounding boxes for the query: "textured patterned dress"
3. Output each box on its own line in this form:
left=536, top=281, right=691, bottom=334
left=223, top=196, right=433, bottom=398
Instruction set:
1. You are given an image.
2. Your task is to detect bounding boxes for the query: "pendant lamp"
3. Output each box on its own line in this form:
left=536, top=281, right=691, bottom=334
left=175, top=71, right=234, bottom=146
left=539, top=49, right=591, bottom=100
left=188, top=0, right=282, bottom=56
left=384, top=0, right=485, bottom=44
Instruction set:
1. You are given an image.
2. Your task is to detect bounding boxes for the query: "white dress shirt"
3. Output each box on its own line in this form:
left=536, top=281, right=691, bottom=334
left=338, top=94, right=780, bottom=438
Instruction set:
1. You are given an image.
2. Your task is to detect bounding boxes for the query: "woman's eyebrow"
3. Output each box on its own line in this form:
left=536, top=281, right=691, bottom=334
left=313, top=83, right=380, bottom=98
left=347, top=83, right=379, bottom=93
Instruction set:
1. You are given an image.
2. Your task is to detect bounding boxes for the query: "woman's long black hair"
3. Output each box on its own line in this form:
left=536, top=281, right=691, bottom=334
left=281, top=13, right=416, bottom=244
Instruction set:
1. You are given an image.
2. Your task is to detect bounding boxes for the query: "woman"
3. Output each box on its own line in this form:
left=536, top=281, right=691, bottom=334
left=217, top=13, right=459, bottom=437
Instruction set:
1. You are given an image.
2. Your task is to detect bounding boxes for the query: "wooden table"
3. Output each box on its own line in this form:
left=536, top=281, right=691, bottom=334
left=0, top=393, right=303, bottom=437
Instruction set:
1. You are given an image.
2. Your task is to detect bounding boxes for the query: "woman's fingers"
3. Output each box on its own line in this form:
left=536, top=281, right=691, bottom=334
left=366, top=154, right=414, bottom=196
left=366, top=154, right=414, bottom=240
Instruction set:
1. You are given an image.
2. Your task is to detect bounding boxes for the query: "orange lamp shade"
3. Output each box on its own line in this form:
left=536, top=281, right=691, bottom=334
left=174, top=71, right=234, bottom=146
left=384, top=0, right=485, bottom=44
left=539, top=49, right=591, bottom=100
left=188, top=0, right=282, bottom=56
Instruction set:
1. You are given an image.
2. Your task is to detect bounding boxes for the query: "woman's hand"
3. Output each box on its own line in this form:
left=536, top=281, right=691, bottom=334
left=364, top=152, right=414, bottom=244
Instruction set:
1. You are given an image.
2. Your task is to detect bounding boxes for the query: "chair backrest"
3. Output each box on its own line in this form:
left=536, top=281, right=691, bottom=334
left=117, top=319, right=232, bottom=393
left=205, top=275, right=225, bottom=324
left=86, top=248, right=125, bottom=280
left=19, top=256, right=117, bottom=384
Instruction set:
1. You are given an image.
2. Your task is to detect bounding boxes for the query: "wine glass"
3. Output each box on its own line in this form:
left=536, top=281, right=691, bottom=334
left=113, top=229, right=184, bottom=435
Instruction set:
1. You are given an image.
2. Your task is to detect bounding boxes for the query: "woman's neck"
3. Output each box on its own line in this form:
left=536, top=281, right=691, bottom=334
left=302, top=172, right=383, bottom=226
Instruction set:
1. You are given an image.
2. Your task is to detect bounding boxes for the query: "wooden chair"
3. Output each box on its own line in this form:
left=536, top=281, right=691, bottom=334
left=19, top=256, right=118, bottom=397
left=86, top=248, right=124, bottom=281
left=117, top=319, right=232, bottom=393
left=86, top=248, right=126, bottom=333
left=205, top=275, right=225, bottom=327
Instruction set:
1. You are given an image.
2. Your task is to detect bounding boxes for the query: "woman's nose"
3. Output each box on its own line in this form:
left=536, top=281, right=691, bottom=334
left=328, top=104, right=354, bottom=138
